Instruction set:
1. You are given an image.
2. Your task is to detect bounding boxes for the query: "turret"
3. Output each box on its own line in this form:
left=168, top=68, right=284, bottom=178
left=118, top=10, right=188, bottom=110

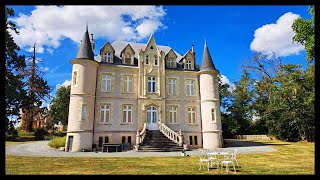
left=199, top=41, right=223, bottom=149
left=65, top=26, right=99, bottom=152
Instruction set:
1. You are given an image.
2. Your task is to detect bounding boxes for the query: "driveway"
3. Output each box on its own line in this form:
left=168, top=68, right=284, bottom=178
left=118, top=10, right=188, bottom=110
left=6, top=139, right=276, bottom=157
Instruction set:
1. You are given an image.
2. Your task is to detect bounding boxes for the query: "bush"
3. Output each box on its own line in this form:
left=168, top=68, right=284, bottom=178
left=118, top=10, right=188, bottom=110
left=48, top=136, right=66, bottom=148
left=34, top=128, right=48, bottom=140
left=17, top=127, right=35, bottom=137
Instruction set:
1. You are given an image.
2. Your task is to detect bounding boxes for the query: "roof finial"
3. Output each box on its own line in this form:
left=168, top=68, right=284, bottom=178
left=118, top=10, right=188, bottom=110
left=86, top=21, right=88, bottom=32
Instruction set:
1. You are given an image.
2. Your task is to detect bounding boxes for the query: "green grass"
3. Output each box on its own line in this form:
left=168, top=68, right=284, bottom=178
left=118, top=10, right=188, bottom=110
left=5, top=136, right=37, bottom=146
left=48, top=136, right=66, bottom=148
left=5, top=140, right=314, bottom=175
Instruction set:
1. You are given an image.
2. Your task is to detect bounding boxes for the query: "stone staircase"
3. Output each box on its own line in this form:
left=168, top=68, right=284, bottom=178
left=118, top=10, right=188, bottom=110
left=138, top=130, right=184, bottom=152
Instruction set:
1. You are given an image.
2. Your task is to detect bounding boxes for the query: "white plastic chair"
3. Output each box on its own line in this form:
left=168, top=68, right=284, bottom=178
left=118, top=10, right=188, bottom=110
left=198, top=149, right=211, bottom=171
left=220, top=153, right=237, bottom=173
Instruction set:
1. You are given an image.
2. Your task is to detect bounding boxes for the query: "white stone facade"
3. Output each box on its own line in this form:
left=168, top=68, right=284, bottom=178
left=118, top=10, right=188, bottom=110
left=66, top=32, right=222, bottom=152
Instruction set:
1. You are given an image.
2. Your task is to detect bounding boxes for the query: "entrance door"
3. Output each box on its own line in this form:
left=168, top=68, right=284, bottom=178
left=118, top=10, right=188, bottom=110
left=68, top=136, right=73, bottom=152
left=146, top=106, right=158, bottom=130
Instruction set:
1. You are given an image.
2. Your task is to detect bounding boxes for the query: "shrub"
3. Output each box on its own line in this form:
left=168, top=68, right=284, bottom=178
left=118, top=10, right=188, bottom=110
left=48, top=136, right=66, bottom=148
left=34, top=128, right=48, bottom=140
left=17, top=128, right=35, bottom=137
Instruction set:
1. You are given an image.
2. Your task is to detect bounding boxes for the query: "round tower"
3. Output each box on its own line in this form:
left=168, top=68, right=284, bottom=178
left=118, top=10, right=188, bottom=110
left=199, top=42, right=223, bottom=149
left=65, top=26, right=98, bottom=152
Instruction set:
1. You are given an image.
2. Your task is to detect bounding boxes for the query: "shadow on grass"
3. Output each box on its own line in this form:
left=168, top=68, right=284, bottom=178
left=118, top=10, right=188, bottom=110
left=224, top=139, right=291, bottom=147
left=6, top=136, right=36, bottom=142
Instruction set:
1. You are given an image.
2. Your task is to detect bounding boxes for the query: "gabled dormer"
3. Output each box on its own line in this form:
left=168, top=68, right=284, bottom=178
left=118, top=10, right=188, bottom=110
left=100, top=42, right=115, bottom=63
left=120, top=44, right=135, bottom=65
left=165, top=49, right=178, bottom=68
left=181, top=50, right=195, bottom=70
left=144, top=35, right=160, bottom=66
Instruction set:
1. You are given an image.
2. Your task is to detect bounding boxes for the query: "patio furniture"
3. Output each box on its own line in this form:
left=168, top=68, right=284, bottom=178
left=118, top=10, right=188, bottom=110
left=198, top=149, right=211, bottom=171
left=220, top=152, right=237, bottom=173
left=207, top=149, right=220, bottom=168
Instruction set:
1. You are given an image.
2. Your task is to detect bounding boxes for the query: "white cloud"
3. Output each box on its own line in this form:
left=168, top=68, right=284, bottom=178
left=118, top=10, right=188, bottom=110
left=220, top=75, right=235, bottom=92
left=10, top=5, right=166, bottom=53
left=55, top=80, right=71, bottom=90
left=39, top=66, right=49, bottom=72
left=250, top=12, right=304, bottom=58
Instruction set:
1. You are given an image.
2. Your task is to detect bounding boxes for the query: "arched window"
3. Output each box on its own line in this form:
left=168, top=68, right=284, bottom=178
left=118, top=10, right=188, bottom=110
left=146, top=54, right=149, bottom=64
left=154, top=55, right=158, bottom=65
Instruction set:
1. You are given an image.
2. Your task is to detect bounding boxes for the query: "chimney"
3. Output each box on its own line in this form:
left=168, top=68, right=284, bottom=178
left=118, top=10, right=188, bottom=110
left=191, top=44, right=194, bottom=53
left=90, top=33, right=95, bottom=52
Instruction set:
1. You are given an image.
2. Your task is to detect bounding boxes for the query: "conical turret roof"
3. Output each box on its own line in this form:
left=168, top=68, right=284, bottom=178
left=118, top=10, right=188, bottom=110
left=75, top=26, right=94, bottom=60
left=200, top=42, right=216, bottom=71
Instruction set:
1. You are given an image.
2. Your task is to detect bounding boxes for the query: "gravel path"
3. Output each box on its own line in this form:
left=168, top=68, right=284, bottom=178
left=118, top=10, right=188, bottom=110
left=6, top=139, right=276, bottom=157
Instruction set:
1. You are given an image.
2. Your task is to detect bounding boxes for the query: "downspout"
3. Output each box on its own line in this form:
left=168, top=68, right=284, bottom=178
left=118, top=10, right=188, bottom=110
left=92, top=62, right=99, bottom=151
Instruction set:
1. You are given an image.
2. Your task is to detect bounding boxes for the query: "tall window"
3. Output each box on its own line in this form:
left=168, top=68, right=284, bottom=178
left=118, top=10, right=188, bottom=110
left=125, top=54, right=131, bottom=64
left=104, top=136, right=109, bottom=144
left=98, top=137, right=103, bottom=147
left=186, top=60, right=192, bottom=70
left=100, top=104, right=110, bottom=123
left=187, top=80, right=195, bottom=96
left=169, top=106, right=177, bottom=124
left=104, top=52, right=111, bottom=62
left=146, top=55, right=149, bottom=64
left=124, top=76, right=133, bottom=93
left=81, top=104, right=87, bottom=120
left=154, top=55, right=158, bottom=65
left=168, top=57, right=175, bottom=68
left=148, top=77, right=156, bottom=93
left=73, top=71, right=78, bottom=85
left=187, top=107, right=196, bottom=124
left=189, top=136, right=193, bottom=145
left=168, top=79, right=176, bottom=95
left=147, top=106, right=157, bottom=123
left=122, top=105, right=132, bottom=123
left=194, top=136, right=198, bottom=145
left=101, top=74, right=112, bottom=92
left=211, top=109, right=216, bottom=123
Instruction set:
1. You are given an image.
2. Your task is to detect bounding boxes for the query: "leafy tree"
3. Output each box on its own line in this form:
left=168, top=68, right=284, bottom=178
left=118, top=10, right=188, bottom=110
left=292, top=6, right=314, bottom=63
left=49, top=85, right=71, bottom=126
left=5, top=7, right=27, bottom=133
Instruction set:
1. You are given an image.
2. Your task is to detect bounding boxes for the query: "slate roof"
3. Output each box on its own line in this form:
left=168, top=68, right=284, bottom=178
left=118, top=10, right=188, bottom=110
left=95, top=41, right=183, bottom=65
left=200, top=44, right=216, bottom=71
left=75, top=29, right=94, bottom=60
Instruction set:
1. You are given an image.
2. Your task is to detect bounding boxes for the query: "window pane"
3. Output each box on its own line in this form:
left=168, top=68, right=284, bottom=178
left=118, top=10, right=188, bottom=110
left=173, top=111, right=177, bottom=123
left=128, top=136, right=131, bottom=144
left=122, top=136, right=126, bottom=143
left=124, top=79, right=128, bottom=92
left=212, top=109, right=215, bottom=122
left=106, top=111, right=110, bottom=122
left=100, top=108, right=104, bottom=122
left=128, top=111, right=131, bottom=123
left=129, top=80, right=133, bottom=92
left=101, top=78, right=106, bottom=91
left=73, top=72, right=77, bottom=85
left=187, top=112, right=191, bottom=124
left=81, top=104, right=87, bottom=120
left=173, top=81, right=176, bottom=95
left=194, top=136, right=198, bottom=145
left=123, top=110, right=126, bottom=123
left=191, top=84, right=194, bottom=95
left=152, top=111, right=156, bottom=123
left=105, top=136, right=109, bottom=143
left=147, top=111, right=151, bottom=123
left=152, top=81, right=156, bottom=92
left=148, top=81, right=152, bottom=92
left=99, top=137, right=103, bottom=147
left=107, top=80, right=111, bottom=92
left=189, top=136, right=193, bottom=145
left=192, top=112, right=196, bottom=124
left=169, top=111, right=172, bottom=123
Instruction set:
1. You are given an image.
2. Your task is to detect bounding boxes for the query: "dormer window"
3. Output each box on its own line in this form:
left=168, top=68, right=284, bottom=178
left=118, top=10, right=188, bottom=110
left=104, top=52, right=111, bottom=63
left=168, top=57, right=175, bottom=68
left=154, top=55, right=158, bottom=66
left=186, top=60, right=192, bottom=70
left=146, top=54, right=149, bottom=65
left=125, top=54, right=131, bottom=64
left=150, top=46, right=154, bottom=50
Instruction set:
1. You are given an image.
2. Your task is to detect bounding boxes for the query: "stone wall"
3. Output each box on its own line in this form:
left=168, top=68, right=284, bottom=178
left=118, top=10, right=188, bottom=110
left=233, top=135, right=271, bottom=140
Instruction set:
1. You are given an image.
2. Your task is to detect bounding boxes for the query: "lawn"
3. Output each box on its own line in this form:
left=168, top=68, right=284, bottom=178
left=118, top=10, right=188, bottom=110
left=5, top=140, right=314, bottom=175
left=5, top=136, right=38, bottom=146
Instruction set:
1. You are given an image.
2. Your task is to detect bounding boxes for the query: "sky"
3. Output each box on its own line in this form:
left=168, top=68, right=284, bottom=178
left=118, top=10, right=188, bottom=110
left=7, top=5, right=310, bottom=107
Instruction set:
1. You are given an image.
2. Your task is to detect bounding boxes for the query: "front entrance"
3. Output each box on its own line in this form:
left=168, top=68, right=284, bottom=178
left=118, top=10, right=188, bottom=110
left=67, top=136, right=73, bottom=152
left=146, top=106, right=158, bottom=130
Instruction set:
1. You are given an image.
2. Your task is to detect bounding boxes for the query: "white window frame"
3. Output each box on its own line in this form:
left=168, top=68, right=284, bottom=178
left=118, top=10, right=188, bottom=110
left=123, top=76, right=133, bottom=93
left=102, top=74, right=112, bottom=92
left=125, top=54, right=131, bottom=64
left=148, top=76, right=156, bottom=93
left=72, top=70, right=79, bottom=86
left=211, top=108, right=216, bottom=123
left=187, top=80, right=195, bottom=96
left=146, top=106, right=157, bottom=123
left=186, top=60, right=192, bottom=70
left=81, top=103, right=87, bottom=121
left=154, top=55, right=158, bottom=66
left=100, top=104, right=111, bottom=123
left=169, top=106, right=178, bottom=124
left=168, top=57, right=175, bottom=68
left=122, top=105, right=132, bottom=123
left=187, top=107, right=196, bottom=124
left=168, top=79, right=176, bottom=95
left=104, top=52, right=111, bottom=63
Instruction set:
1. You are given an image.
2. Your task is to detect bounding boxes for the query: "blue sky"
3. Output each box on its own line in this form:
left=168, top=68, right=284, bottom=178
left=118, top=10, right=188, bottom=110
left=8, top=5, right=310, bottom=107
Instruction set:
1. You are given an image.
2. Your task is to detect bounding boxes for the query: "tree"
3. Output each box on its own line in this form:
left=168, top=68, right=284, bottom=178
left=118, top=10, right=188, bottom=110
left=49, top=85, right=71, bottom=126
left=5, top=7, right=27, bottom=133
left=292, top=6, right=314, bottom=63
left=21, top=44, right=52, bottom=132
